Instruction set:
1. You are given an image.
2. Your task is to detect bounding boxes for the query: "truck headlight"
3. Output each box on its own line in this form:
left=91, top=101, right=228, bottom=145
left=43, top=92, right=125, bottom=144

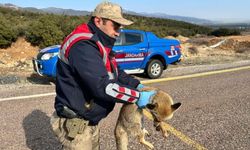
left=41, top=52, right=58, bottom=60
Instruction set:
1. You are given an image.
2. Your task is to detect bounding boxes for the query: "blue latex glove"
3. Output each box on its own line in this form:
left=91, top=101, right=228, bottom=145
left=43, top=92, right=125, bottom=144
left=136, top=91, right=156, bottom=108
left=136, top=84, right=144, bottom=90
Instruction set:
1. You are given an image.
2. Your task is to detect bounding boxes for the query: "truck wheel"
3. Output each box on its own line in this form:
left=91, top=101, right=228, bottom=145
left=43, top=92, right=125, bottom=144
left=146, top=59, right=163, bottom=79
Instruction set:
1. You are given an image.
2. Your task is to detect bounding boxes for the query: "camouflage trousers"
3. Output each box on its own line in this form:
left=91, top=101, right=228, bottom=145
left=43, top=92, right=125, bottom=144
left=50, top=112, right=100, bottom=150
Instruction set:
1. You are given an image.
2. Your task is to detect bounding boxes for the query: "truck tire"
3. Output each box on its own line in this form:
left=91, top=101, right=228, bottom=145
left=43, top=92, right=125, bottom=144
left=146, top=59, right=163, bottom=79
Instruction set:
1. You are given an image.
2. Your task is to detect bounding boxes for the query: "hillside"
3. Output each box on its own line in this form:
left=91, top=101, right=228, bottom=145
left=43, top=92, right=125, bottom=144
left=0, top=6, right=212, bottom=49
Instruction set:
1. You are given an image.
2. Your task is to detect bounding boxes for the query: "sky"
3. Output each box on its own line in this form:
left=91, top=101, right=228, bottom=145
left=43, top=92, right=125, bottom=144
left=1, top=0, right=250, bottom=22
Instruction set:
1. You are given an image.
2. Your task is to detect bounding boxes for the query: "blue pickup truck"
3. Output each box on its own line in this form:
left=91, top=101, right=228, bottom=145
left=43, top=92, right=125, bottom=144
left=33, top=29, right=181, bottom=79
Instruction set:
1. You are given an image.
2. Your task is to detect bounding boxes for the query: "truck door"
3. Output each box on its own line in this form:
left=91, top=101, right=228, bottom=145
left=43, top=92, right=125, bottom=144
left=113, top=31, right=148, bottom=70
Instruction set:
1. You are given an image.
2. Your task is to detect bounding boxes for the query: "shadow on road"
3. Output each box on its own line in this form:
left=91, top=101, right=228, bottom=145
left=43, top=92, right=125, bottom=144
left=27, top=73, right=55, bottom=85
left=22, top=110, right=62, bottom=150
left=131, top=73, right=149, bottom=80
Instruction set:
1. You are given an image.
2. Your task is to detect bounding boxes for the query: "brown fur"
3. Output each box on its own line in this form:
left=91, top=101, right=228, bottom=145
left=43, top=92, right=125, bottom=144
left=115, top=86, right=181, bottom=150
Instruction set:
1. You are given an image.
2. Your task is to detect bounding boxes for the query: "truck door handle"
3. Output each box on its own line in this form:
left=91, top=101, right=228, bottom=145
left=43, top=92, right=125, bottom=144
left=116, top=50, right=123, bottom=53
left=139, top=48, right=146, bottom=51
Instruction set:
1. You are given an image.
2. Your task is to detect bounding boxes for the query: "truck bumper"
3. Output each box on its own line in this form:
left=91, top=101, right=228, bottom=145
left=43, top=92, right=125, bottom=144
left=32, top=58, right=43, bottom=76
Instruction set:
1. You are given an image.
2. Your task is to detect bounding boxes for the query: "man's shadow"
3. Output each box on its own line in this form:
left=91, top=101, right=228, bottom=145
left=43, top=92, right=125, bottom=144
left=26, top=73, right=55, bottom=85
left=22, top=110, right=62, bottom=150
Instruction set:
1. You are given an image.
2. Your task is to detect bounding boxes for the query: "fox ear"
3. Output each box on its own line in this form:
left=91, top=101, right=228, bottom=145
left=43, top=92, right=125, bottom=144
left=171, top=103, right=181, bottom=112
left=146, top=103, right=157, bottom=110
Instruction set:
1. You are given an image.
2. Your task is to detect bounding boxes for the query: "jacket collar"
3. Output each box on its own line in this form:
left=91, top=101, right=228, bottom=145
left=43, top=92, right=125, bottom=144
left=87, top=20, right=116, bottom=49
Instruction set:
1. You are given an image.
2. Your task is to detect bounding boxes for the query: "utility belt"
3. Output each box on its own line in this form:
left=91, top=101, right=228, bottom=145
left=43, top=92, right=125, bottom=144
left=58, top=106, right=89, bottom=140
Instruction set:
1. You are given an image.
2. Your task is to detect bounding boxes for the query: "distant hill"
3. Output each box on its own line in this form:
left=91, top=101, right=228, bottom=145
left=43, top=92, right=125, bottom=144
left=0, top=3, right=18, bottom=10
left=124, top=10, right=213, bottom=25
left=2, top=3, right=250, bottom=25
left=41, top=7, right=90, bottom=16
left=0, top=3, right=91, bottom=16
left=1, top=3, right=212, bottom=25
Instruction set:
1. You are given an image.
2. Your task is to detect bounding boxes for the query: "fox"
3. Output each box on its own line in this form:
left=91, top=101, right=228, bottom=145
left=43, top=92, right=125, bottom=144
left=115, top=86, right=181, bottom=150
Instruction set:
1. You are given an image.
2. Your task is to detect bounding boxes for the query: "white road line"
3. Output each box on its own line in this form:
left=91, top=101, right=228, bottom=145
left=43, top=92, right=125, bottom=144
left=1, top=65, right=250, bottom=102
left=0, top=92, right=56, bottom=102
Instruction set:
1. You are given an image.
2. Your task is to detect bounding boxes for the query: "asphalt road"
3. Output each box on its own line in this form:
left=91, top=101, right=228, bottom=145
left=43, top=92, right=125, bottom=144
left=0, top=67, right=250, bottom=150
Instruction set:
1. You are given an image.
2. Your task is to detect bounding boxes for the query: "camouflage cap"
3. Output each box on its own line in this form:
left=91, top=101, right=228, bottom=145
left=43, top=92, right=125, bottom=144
left=92, top=2, right=133, bottom=26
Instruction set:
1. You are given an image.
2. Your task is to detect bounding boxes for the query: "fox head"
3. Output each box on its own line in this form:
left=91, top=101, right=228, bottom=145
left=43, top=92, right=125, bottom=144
left=141, top=87, right=181, bottom=122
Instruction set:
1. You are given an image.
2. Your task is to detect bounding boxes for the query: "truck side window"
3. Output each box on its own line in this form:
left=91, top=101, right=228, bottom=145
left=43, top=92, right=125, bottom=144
left=124, top=33, right=142, bottom=45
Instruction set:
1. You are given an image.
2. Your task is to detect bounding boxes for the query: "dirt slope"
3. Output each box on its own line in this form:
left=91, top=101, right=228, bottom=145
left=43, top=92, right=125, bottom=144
left=0, top=37, right=39, bottom=67
left=0, top=38, right=39, bottom=78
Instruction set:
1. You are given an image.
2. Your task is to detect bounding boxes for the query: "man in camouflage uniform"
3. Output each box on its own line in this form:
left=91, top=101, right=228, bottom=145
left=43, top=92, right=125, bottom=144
left=51, top=2, right=156, bottom=150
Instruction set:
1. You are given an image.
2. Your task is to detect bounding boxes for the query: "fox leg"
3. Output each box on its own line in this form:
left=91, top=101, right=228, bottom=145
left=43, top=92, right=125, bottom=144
left=115, top=125, right=129, bottom=150
left=159, top=122, right=169, bottom=138
left=139, top=128, right=154, bottom=149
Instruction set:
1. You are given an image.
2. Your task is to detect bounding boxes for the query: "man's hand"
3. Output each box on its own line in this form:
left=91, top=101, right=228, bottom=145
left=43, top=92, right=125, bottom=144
left=136, top=91, right=156, bottom=108
left=136, top=84, right=144, bottom=90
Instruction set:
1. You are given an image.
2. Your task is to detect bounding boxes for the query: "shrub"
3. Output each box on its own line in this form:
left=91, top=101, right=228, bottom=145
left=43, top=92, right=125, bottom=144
left=210, top=28, right=241, bottom=37
left=166, top=30, right=180, bottom=37
left=235, top=42, right=250, bottom=53
left=0, top=15, right=18, bottom=48
left=55, top=15, right=86, bottom=39
left=25, top=15, right=64, bottom=48
left=188, top=46, right=199, bottom=55
left=235, top=48, right=250, bottom=53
